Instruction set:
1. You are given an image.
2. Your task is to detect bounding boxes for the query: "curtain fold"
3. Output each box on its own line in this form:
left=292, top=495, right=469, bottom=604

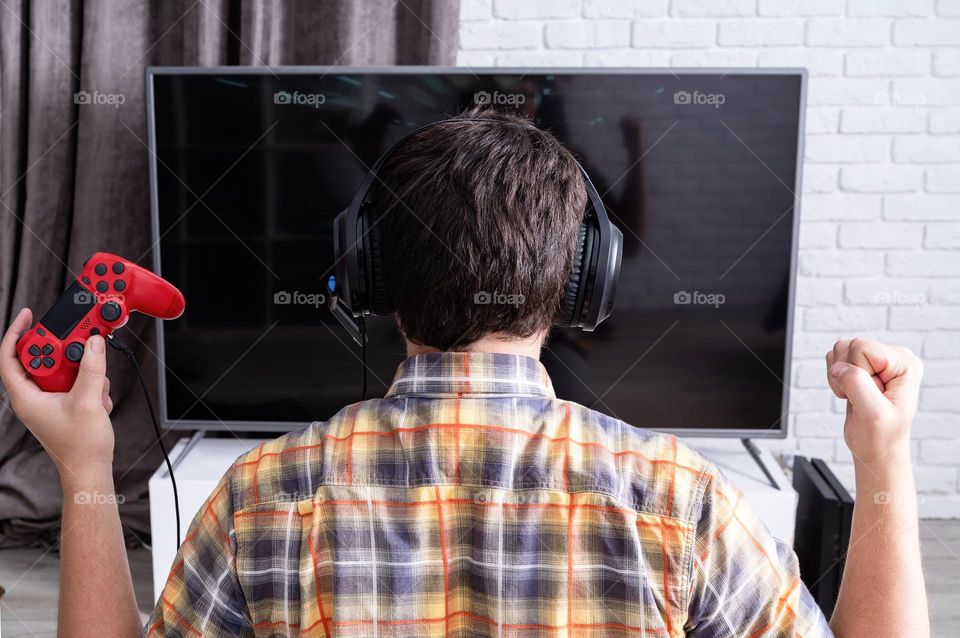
left=0, top=0, right=460, bottom=546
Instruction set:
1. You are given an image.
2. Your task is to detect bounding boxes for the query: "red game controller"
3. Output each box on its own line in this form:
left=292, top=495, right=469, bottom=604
left=16, top=252, right=185, bottom=392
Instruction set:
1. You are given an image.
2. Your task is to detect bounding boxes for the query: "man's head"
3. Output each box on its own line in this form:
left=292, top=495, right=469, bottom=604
left=375, top=108, right=587, bottom=351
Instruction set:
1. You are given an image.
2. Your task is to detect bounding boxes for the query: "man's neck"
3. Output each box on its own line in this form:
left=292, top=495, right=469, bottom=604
left=405, top=331, right=546, bottom=359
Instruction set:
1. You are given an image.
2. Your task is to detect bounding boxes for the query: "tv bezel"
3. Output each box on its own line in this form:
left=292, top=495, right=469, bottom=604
left=146, top=65, right=807, bottom=439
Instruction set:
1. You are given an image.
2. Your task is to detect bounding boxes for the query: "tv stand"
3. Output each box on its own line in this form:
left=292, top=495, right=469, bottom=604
left=742, top=437, right=780, bottom=489
left=148, top=432, right=796, bottom=601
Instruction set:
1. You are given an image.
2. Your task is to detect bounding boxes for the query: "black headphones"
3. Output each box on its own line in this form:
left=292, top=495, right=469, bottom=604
left=328, top=117, right=623, bottom=346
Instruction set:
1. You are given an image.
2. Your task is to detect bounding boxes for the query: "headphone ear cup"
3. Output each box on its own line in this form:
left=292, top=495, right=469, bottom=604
left=362, top=210, right=393, bottom=315
left=558, top=224, right=589, bottom=328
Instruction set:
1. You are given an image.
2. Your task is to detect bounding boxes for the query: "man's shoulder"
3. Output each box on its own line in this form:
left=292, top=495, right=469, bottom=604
left=568, top=401, right=719, bottom=524
left=226, top=401, right=366, bottom=510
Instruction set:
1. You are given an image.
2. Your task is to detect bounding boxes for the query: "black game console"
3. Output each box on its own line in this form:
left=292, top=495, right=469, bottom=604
left=792, top=456, right=854, bottom=617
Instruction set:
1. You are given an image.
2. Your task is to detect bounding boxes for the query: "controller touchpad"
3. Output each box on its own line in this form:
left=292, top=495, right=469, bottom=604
left=38, top=281, right=95, bottom=340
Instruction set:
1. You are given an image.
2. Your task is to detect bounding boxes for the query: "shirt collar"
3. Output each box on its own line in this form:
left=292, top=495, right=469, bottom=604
left=385, top=352, right=556, bottom=399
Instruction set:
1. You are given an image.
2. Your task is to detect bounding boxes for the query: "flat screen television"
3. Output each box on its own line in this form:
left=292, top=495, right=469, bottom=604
left=147, top=67, right=805, bottom=437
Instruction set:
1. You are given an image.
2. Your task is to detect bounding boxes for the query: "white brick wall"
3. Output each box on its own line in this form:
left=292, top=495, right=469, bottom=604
left=458, top=0, right=960, bottom=517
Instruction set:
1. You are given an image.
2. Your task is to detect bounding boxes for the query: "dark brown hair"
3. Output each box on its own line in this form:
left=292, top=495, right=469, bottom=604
left=375, top=108, right=587, bottom=350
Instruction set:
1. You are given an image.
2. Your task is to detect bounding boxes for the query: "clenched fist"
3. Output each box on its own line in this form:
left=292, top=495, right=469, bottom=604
left=826, top=338, right=922, bottom=467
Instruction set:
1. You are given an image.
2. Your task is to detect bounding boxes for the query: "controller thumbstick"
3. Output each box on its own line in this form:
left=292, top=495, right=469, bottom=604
left=65, top=342, right=84, bottom=363
left=100, top=301, right=122, bottom=322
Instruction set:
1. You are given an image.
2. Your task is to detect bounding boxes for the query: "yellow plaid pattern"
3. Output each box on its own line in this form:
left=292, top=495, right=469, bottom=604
left=147, top=352, right=832, bottom=637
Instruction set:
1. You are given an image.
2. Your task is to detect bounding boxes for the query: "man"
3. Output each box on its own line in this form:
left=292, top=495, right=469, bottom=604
left=0, top=109, right=928, bottom=637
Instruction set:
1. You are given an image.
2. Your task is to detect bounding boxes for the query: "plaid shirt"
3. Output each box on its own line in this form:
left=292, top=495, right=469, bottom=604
left=148, top=352, right=833, bottom=637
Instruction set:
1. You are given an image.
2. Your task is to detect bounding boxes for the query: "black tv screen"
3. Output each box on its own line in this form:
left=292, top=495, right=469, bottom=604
left=148, top=67, right=804, bottom=437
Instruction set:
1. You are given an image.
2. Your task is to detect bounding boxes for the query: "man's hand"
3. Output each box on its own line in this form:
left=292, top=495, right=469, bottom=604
left=0, top=308, right=114, bottom=475
left=825, top=338, right=922, bottom=467
left=826, top=338, right=929, bottom=638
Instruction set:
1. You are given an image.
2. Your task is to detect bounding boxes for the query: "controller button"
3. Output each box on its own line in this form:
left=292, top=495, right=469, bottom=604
left=114, top=280, right=126, bottom=292
left=29, top=357, right=41, bottom=369
left=112, top=262, right=124, bottom=274
left=42, top=357, right=55, bottom=368
left=94, top=264, right=107, bottom=276
left=42, top=344, right=54, bottom=355
left=36, top=328, right=46, bottom=336
left=28, top=345, right=41, bottom=356
left=65, top=342, right=84, bottom=363
left=82, top=276, right=90, bottom=284
left=96, top=281, right=108, bottom=293
left=100, top=302, right=122, bottom=322
left=90, top=328, right=100, bottom=335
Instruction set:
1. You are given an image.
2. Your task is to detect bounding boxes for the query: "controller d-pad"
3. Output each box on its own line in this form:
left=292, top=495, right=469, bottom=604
left=114, top=280, right=126, bottom=292
left=96, top=281, right=108, bottom=293
left=94, top=264, right=107, bottom=276
left=37, top=328, right=46, bottom=336
left=112, top=262, right=124, bottom=274
left=65, top=342, right=84, bottom=363
left=29, top=357, right=41, bottom=369
left=100, top=302, right=122, bottom=322
left=28, top=345, right=40, bottom=356
left=42, top=344, right=54, bottom=355
left=42, top=357, right=55, bottom=368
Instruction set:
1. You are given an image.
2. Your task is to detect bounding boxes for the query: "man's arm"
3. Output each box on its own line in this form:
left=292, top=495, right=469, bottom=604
left=685, top=338, right=928, bottom=638
left=145, top=468, right=252, bottom=637
left=826, top=339, right=929, bottom=638
left=685, top=459, right=834, bottom=637
left=59, top=463, right=142, bottom=635
left=0, top=308, right=141, bottom=637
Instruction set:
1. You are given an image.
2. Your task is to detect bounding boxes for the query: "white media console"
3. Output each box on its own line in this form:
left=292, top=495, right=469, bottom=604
left=148, top=433, right=796, bottom=601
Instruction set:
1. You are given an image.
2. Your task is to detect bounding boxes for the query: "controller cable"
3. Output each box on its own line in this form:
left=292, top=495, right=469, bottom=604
left=107, top=334, right=181, bottom=550
left=359, top=318, right=368, bottom=401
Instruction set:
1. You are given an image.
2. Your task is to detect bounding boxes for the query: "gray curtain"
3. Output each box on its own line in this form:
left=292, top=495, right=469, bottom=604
left=0, top=0, right=460, bottom=545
